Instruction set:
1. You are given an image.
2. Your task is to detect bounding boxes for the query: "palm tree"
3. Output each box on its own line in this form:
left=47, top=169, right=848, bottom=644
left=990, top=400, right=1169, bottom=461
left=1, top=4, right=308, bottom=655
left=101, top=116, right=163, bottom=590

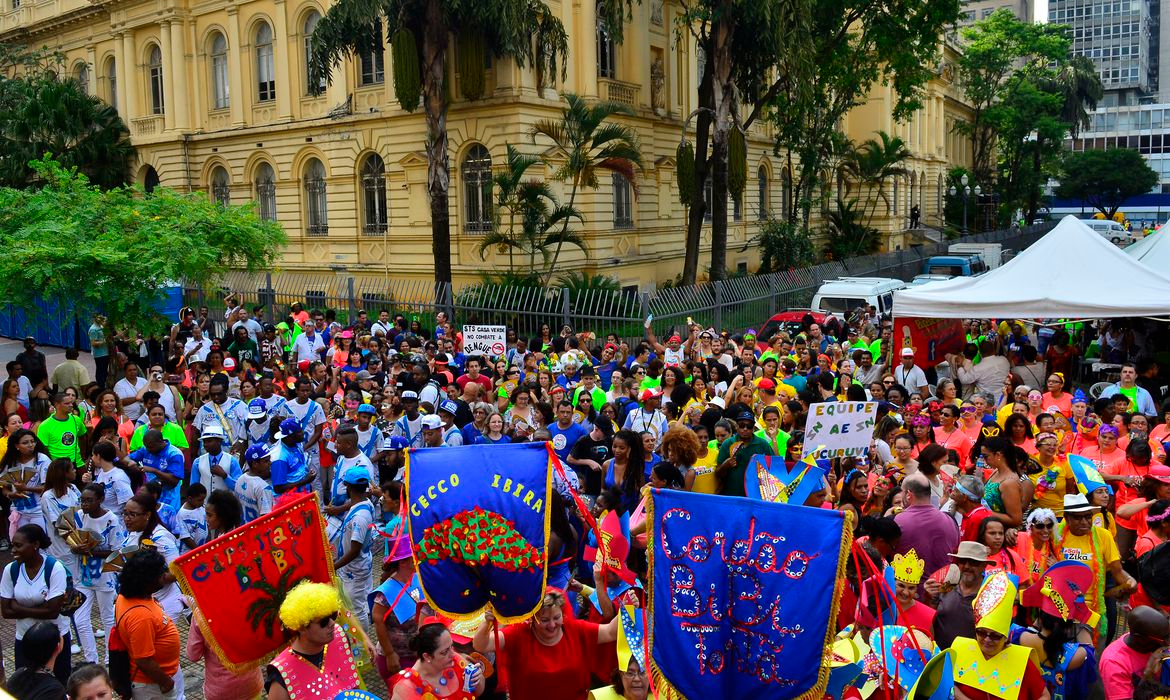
left=1038, top=55, right=1102, bottom=138
left=839, top=131, right=911, bottom=226
left=477, top=144, right=584, bottom=276
left=307, top=0, right=571, bottom=289
left=531, top=93, right=643, bottom=282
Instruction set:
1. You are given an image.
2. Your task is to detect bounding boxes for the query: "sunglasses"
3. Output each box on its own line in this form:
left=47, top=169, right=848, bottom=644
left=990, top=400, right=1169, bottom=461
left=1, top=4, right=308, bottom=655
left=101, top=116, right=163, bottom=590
left=975, top=629, right=1005, bottom=642
left=960, top=406, right=977, bottom=414
left=1032, top=521, right=1055, bottom=530
left=883, top=379, right=895, bottom=385
left=315, top=613, right=338, bottom=628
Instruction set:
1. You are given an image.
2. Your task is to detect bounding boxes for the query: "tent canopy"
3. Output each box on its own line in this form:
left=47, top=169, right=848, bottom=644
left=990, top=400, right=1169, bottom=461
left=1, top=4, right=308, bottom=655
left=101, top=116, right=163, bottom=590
left=893, top=215, right=1170, bottom=319
left=1124, top=220, right=1170, bottom=265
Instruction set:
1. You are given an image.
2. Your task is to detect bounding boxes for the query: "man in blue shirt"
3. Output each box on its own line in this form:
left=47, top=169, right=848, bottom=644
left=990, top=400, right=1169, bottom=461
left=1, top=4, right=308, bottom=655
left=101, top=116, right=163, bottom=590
left=270, top=418, right=317, bottom=494
left=547, top=400, right=587, bottom=462
left=125, top=429, right=185, bottom=511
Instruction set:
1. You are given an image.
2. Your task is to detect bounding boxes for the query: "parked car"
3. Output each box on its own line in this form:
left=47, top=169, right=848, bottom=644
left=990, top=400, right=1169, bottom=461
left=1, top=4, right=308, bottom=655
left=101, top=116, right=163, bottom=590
left=810, top=277, right=906, bottom=317
left=1082, top=219, right=1139, bottom=246
left=757, top=310, right=828, bottom=341
left=921, top=254, right=988, bottom=277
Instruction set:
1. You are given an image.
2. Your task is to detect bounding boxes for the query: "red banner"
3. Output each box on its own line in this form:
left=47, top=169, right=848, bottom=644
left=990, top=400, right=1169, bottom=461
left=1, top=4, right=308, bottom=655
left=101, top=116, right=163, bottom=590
left=892, top=318, right=966, bottom=368
left=170, top=493, right=334, bottom=672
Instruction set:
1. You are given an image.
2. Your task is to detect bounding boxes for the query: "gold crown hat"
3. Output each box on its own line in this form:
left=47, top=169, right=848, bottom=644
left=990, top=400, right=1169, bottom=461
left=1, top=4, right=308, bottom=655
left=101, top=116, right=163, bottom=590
left=972, top=570, right=1017, bottom=638
left=892, top=549, right=926, bottom=586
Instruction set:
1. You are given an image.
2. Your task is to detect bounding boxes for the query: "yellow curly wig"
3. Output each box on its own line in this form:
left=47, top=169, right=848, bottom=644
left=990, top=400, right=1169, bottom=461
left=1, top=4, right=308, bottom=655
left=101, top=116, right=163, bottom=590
left=279, top=581, right=341, bottom=631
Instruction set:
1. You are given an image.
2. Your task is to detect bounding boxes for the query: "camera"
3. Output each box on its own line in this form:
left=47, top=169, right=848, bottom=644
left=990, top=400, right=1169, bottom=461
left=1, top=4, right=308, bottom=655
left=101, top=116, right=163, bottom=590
left=153, top=372, right=163, bottom=382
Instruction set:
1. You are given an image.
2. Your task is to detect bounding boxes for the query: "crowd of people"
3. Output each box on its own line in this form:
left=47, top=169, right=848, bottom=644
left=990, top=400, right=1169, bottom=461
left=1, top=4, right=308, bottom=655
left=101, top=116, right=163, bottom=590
left=0, top=301, right=1168, bottom=700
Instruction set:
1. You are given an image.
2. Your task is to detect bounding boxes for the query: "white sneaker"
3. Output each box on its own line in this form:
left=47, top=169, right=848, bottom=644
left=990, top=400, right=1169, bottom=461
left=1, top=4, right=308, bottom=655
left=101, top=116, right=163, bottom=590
left=94, top=629, right=106, bottom=638
left=70, top=643, right=81, bottom=655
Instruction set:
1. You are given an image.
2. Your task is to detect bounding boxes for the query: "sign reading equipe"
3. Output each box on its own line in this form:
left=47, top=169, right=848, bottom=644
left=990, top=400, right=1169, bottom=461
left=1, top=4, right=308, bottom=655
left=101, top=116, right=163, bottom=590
left=170, top=493, right=334, bottom=672
left=648, top=489, right=851, bottom=699
left=892, top=318, right=966, bottom=368
left=801, top=401, right=878, bottom=459
left=462, top=325, right=507, bottom=357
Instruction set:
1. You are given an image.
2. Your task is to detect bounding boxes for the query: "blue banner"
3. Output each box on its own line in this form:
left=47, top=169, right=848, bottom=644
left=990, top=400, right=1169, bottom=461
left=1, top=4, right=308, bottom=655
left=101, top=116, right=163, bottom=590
left=406, top=442, right=552, bottom=623
left=648, top=489, right=851, bottom=700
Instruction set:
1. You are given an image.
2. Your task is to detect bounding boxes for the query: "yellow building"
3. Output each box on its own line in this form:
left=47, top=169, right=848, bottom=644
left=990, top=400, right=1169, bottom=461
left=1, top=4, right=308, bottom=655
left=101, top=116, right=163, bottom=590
left=0, top=0, right=975, bottom=287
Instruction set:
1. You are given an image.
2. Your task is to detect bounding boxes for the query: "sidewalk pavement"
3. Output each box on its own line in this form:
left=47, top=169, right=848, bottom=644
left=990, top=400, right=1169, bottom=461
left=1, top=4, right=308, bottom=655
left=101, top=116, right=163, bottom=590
left=0, top=336, right=98, bottom=380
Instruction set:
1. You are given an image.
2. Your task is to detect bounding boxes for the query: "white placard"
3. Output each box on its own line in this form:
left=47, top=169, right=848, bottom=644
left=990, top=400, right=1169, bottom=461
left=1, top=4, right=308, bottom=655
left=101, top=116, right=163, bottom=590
left=801, top=401, right=879, bottom=459
left=462, top=325, right=507, bottom=357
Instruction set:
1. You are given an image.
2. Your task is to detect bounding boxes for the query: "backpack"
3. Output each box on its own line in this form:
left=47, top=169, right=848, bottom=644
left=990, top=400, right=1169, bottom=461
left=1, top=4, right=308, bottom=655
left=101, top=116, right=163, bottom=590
left=8, top=556, right=84, bottom=615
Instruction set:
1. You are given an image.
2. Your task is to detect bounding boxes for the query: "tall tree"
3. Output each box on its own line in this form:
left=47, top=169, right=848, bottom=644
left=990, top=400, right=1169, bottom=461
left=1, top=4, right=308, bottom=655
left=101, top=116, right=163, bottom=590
left=530, top=93, right=643, bottom=283
left=0, top=45, right=134, bottom=190
left=308, top=0, right=593, bottom=289
left=1056, top=149, right=1158, bottom=219
left=952, top=10, right=1070, bottom=184
left=765, top=0, right=960, bottom=240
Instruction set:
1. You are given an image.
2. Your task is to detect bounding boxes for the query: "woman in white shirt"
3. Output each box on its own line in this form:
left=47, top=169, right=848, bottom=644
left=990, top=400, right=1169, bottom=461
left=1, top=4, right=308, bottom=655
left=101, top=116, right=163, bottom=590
left=1, top=429, right=51, bottom=533
left=72, top=482, right=124, bottom=658
left=120, top=493, right=184, bottom=620
left=40, top=458, right=96, bottom=664
left=0, top=523, right=71, bottom=684
left=84, top=441, right=134, bottom=518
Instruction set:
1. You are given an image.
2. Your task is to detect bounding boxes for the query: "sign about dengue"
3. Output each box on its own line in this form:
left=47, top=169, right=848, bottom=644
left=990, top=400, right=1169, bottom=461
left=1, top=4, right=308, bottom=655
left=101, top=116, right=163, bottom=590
left=461, top=325, right=507, bottom=357
left=801, top=401, right=878, bottom=459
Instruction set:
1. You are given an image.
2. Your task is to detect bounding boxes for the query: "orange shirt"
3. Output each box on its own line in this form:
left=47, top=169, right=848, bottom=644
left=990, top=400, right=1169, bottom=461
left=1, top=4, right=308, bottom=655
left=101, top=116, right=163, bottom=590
left=115, top=596, right=181, bottom=684
left=1106, top=459, right=1153, bottom=530
left=1076, top=444, right=1127, bottom=474
left=1042, top=391, right=1073, bottom=419
left=935, top=427, right=974, bottom=469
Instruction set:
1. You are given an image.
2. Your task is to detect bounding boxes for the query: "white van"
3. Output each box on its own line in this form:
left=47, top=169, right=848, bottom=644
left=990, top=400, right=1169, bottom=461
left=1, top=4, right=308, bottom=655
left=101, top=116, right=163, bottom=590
left=810, top=277, right=907, bottom=317
left=1083, top=219, right=1139, bottom=246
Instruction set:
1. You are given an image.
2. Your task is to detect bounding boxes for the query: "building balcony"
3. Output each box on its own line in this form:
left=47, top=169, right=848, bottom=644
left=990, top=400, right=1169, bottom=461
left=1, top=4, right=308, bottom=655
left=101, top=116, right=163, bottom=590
left=130, top=115, right=163, bottom=136
left=600, top=78, right=639, bottom=107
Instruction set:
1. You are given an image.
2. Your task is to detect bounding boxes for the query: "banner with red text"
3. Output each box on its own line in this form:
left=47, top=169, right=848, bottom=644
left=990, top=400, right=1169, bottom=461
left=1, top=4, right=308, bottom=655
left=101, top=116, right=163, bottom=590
left=892, top=317, right=966, bottom=368
left=647, top=489, right=851, bottom=700
left=171, top=493, right=334, bottom=672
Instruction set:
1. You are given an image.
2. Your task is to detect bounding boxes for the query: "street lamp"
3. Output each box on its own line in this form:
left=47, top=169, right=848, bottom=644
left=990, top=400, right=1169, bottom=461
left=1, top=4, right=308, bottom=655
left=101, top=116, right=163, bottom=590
left=948, top=175, right=981, bottom=234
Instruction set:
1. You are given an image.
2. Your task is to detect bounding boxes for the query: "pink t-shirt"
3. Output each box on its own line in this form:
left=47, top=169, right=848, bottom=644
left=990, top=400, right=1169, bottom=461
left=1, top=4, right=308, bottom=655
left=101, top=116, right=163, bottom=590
left=1099, top=636, right=1150, bottom=700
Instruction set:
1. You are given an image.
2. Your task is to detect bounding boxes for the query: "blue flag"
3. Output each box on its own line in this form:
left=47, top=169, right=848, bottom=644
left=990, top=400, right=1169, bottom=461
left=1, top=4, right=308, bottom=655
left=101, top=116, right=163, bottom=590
left=406, top=442, right=552, bottom=622
left=648, top=489, right=851, bottom=699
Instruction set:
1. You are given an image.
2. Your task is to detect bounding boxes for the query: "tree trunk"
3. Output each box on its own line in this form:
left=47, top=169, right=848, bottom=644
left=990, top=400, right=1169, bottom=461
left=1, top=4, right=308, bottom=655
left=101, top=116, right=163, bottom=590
left=681, top=61, right=714, bottom=286
left=708, top=12, right=733, bottom=282
left=422, top=1, right=452, bottom=287
left=1025, top=138, right=1042, bottom=224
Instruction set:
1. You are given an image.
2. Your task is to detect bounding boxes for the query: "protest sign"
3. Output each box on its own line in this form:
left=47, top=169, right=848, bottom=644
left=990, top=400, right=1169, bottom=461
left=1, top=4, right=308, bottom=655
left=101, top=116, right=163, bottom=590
left=802, top=401, right=878, bottom=459
left=171, top=493, right=334, bottom=672
left=406, top=442, right=552, bottom=622
left=461, top=325, right=507, bottom=357
left=892, top=318, right=966, bottom=368
left=648, top=489, right=851, bottom=699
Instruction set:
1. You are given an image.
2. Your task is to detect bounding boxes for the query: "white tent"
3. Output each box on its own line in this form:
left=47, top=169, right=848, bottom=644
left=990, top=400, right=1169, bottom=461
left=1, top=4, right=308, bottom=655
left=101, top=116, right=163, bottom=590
left=893, top=215, right=1170, bottom=318
left=1125, top=221, right=1170, bottom=265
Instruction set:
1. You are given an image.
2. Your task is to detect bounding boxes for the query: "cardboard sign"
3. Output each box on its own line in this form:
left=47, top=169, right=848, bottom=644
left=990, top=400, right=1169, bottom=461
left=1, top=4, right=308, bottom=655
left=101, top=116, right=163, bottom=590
left=892, top=318, right=966, bottom=368
left=462, top=325, right=507, bottom=357
left=802, top=401, right=878, bottom=459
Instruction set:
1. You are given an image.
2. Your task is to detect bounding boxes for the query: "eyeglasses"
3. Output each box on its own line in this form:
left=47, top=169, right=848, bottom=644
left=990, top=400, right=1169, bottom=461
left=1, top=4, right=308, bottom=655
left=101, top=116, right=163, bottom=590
left=975, top=629, right=1006, bottom=642
left=122, top=510, right=145, bottom=520
left=1032, top=522, right=1055, bottom=530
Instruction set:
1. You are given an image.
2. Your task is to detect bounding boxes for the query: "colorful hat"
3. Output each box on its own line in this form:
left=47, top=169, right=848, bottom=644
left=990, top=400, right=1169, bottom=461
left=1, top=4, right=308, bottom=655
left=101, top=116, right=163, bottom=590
left=972, top=570, right=1016, bottom=637
left=906, top=648, right=955, bottom=700
left=1071, top=389, right=1088, bottom=405
left=617, top=605, right=646, bottom=673
left=244, top=443, right=272, bottom=463
left=869, top=626, right=937, bottom=692
left=587, top=510, right=636, bottom=585
left=1020, top=561, right=1100, bottom=627
left=744, top=454, right=829, bottom=506
left=825, top=635, right=866, bottom=700
left=384, top=534, right=413, bottom=563
left=247, top=398, right=267, bottom=419
left=1068, top=454, right=1112, bottom=495
left=892, top=549, right=926, bottom=586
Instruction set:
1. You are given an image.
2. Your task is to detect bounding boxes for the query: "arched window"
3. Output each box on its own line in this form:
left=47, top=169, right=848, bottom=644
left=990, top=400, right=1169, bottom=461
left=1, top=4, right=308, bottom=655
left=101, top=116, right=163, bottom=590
left=210, top=32, right=230, bottom=109
left=303, top=11, right=325, bottom=94
left=462, top=144, right=492, bottom=232
left=359, top=20, right=385, bottom=86
left=105, top=58, right=117, bottom=109
left=256, top=21, right=276, bottom=102
left=210, top=166, right=231, bottom=206
left=255, top=162, right=277, bottom=221
left=361, top=153, right=388, bottom=234
left=757, top=166, right=769, bottom=220
left=304, top=158, right=328, bottom=236
left=613, top=173, right=633, bottom=228
left=74, top=63, right=90, bottom=94
left=144, top=166, right=160, bottom=193
left=148, top=46, right=164, bottom=115
left=597, top=6, right=616, bottom=79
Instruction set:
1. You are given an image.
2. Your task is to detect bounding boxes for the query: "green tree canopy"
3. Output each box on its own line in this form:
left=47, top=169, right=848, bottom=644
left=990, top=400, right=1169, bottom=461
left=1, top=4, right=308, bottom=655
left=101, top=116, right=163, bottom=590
left=1056, top=148, right=1159, bottom=218
left=0, top=46, right=134, bottom=190
left=0, top=158, right=287, bottom=332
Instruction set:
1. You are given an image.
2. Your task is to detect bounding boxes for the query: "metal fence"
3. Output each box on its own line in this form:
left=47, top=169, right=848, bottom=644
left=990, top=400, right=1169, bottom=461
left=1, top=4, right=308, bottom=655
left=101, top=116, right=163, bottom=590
left=184, top=223, right=1052, bottom=343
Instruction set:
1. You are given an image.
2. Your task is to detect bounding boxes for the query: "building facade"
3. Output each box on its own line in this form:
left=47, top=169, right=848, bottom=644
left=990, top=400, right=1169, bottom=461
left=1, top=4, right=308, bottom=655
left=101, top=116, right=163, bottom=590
left=1, top=0, right=976, bottom=288
left=1048, top=0, right=1158, bottom=104
left=959, top=0, right=1033, bottom=25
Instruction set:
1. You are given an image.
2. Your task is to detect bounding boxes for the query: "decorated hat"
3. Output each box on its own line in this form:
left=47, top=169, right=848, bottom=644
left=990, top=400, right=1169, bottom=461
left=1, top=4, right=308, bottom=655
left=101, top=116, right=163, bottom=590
left=972, top=569, right=1016, bottom=638
left=744, top=454, right=829, bottom=506
left=617, top=605, right=646, bottom=673
left=592, top=509, right=636, bottom=585
left=825, top=635, right=866, bottom=700
left=247, top=398, right=267, bottom=419
left=906, top=648, right=955, bottom=700
left=384, top=534, right=413, bottom=564
left=275, top=418, right=302, bottom=441
left=1020, top=561, right=1101, bottom=627
left=869, top=625, right=937, bottom=692
left=1068, top=454, right=1111, bottom=495
left=1071, top=389, right=1089, bottom=405
left=244, top=443, right=272, bottom=463
left=892, top=549, right=926, bottom=586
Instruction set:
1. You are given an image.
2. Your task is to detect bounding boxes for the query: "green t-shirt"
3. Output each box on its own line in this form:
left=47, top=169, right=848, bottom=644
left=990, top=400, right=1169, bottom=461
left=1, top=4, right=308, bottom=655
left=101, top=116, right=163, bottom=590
left=715, top=434, right=775, bottom=498
left=571, top=386, right=607, bottom=409
left=36, top=413, right=87, bottom=466
left=130, top=422, right=190, bottom=451
left=227, top=339, right=260, bottom=365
